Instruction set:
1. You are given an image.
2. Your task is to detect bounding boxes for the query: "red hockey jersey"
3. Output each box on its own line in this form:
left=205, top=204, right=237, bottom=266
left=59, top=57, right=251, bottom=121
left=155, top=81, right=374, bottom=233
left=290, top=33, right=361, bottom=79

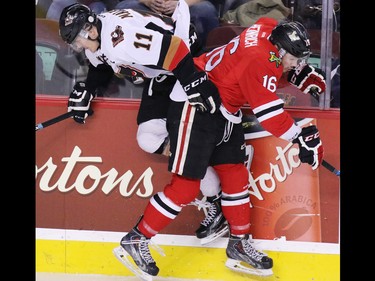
left=194, top=17, right=301, bottom=141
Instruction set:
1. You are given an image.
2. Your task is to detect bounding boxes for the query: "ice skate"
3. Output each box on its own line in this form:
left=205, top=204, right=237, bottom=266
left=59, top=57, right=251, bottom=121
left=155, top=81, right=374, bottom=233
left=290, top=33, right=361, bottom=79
left=195, top=195, right=229, bottom=245
left=113, top=227, right=159, bottom=281
left=225, top=234, right=273, bottom=276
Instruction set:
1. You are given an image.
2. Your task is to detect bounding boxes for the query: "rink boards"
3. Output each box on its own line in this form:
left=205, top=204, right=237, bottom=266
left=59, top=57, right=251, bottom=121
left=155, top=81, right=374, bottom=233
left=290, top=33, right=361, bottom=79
left=36, top=100, right=340, bottom=281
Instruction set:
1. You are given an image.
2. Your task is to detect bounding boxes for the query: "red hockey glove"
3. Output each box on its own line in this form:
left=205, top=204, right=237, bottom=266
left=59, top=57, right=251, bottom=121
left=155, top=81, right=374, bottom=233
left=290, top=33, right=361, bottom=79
left=292, top=125, right=324, bottom=170
left=288, top=64, right=326, bottom=100
left=68, top=81, right=95, bottom=124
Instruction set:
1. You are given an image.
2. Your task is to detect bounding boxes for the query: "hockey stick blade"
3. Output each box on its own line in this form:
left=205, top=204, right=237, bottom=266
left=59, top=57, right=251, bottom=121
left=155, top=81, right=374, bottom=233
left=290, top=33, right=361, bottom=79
left=322, top=160, right=340, bottom=176
left=35, top=111, right=74, bottom=131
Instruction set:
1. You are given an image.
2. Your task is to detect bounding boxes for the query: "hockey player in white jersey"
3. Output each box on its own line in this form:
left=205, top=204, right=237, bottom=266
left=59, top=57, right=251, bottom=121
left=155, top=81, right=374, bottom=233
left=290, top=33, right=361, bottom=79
left=59, top=1, right=221, bottom=122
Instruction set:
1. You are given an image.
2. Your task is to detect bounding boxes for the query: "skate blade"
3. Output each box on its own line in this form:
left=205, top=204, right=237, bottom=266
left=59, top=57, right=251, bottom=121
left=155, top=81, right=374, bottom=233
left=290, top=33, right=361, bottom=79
left=113, top=246, right=153, bottom=281
left=225, top=258, right=273, bottom=277
left=199, top=224, right=229, bottom=245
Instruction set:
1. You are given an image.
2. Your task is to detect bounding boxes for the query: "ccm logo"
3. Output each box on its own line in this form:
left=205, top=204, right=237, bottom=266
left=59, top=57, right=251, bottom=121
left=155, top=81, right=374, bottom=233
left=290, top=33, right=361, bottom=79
left=183, top=74, right=207, bottom=91
left=304, top=132, right=319, bottom=141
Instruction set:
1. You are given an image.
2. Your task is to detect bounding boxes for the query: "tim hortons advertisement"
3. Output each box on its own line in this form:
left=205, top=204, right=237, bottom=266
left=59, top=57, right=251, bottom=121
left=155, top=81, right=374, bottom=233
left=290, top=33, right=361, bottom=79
left=241, top=114, right=321, bottom=241
left=35, top=100, right=340, bottom=243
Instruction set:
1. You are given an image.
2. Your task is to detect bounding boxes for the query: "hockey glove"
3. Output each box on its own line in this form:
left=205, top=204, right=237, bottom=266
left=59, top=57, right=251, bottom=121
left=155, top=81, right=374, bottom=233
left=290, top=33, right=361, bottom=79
left=288, top=64, right=326, bottom=100
left=181, top=71, right=221, bottom=114
left=68, top=81, right=95, bottom=124
left=173, top=53, right=221, bottom=114
left=292, top=125, right=324, bottom=170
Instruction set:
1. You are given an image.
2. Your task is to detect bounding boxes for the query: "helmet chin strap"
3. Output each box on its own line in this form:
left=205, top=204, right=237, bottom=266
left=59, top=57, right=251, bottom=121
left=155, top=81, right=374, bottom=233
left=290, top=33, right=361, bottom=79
left=278, top=48, right=286, bottom=60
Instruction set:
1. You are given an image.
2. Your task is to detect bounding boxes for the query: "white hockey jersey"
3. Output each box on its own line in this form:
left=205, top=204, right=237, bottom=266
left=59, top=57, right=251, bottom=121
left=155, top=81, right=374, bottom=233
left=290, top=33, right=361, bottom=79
left=85, top=0, right=191, bottom=80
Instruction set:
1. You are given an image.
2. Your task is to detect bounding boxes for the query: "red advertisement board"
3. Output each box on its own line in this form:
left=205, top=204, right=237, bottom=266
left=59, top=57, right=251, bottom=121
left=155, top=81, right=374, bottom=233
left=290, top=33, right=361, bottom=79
left=243, top=118, right=321, bottom=241
left=36, top=97, right=340, bottom=243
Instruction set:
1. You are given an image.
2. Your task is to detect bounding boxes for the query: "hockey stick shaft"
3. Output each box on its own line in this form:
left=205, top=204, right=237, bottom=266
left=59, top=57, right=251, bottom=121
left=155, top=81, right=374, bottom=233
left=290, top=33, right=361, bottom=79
left=322, top=160, right=340, bottom=176
left=35, top=111, right=74, bottom=131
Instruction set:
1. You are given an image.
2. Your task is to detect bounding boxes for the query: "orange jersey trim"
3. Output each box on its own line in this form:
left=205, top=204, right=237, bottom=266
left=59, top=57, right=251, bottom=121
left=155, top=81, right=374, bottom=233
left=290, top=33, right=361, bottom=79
left=163, top=36, right=190, bottom=71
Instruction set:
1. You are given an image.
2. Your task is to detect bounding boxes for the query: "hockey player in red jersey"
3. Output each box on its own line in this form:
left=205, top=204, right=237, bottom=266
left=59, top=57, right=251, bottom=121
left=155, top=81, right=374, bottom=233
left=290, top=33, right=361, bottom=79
left=113, top=17, right=325, bottom=279
left=185, top=17, right=326, bottom=275
left=115, top=18, right=325, bottom=279
left=59, top=2, right=325, bottom=278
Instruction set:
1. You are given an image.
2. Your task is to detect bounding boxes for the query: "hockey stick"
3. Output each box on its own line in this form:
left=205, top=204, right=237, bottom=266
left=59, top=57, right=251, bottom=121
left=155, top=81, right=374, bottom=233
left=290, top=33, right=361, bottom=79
left=322, top=160, right=340, bottom=176
left=35, top=111, right=74, bottom=131
left=36, top=108, right=95, bottom=131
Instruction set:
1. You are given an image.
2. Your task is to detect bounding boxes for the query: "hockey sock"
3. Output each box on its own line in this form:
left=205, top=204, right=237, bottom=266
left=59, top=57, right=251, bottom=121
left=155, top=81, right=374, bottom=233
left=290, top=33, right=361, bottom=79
left=138, top=175, right=200, bottom=237
left=214, top=164, right=251, bottom=235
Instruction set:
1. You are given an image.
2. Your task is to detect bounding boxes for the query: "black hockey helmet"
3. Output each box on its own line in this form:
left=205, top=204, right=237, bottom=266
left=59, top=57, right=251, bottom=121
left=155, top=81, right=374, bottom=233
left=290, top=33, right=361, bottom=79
left=269, top=21, right=311, bottom=58
left=59, top=3, right=97, bottom=44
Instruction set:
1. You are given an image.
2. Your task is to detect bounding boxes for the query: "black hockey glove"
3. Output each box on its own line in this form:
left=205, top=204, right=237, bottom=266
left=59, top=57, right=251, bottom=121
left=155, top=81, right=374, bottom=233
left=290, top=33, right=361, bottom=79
left=181, top=71, right=221, bottom=114
left=173, top=53, right=221, bottom=114
left=68, top=81, right=95, bottom=124
left=288, top=64, right=326, bottom=101
left=292, top=125, right=324, bottom=170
